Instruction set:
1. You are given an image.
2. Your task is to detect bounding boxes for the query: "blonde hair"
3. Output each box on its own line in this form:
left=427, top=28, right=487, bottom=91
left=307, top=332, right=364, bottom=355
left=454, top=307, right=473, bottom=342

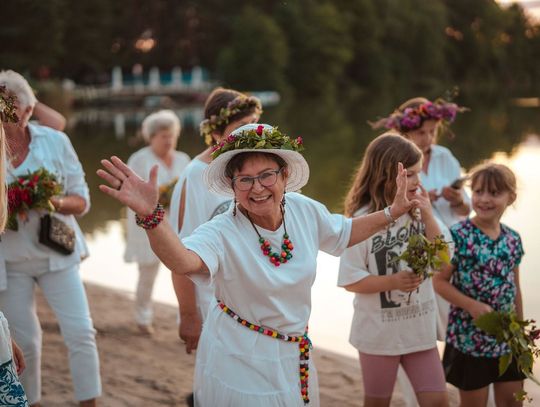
left=470, top=163, right=517, bottom=201
left=141, top=109, right=181, bottom=142
left=0, top=126, right=7, bottom=232
left=0, top=70, right=37, bottom=109
left=344, top=133, right=422, bottom=217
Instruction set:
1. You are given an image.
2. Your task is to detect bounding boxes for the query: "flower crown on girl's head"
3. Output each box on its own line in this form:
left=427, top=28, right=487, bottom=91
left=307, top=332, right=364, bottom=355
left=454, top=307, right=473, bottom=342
left=200, top=95, right=263, bottom=146
left=370, top=98, right=467, bottom=133
left=0, top=85, right=18, bottom=123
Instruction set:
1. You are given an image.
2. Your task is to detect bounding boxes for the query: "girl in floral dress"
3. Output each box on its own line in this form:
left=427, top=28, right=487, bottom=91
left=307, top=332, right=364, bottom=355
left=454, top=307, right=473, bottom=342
left=433, top=163, right=525, bottom=407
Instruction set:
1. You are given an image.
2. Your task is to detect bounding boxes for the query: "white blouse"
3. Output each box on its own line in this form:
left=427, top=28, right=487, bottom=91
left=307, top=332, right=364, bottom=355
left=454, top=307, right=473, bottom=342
left=0, top=124, right=90, bottom=289
left=421, top=144, right=470, bottom=227
left=183, top=192, right=352, bottom=334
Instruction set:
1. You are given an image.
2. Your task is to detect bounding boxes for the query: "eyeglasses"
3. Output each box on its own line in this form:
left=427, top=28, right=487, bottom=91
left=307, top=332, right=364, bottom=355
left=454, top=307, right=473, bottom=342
left=232, top=168, right=283, bottom=191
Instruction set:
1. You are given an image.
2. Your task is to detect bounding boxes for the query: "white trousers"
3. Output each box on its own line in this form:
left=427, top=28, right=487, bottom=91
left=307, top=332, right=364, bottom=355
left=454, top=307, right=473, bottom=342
left=135, top=262, right=160, bottom=326
left=0, top=260, right=101, bottom=404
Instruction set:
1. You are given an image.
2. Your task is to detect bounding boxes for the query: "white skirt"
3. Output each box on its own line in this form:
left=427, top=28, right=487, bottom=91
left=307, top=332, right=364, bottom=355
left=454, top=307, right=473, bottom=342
left=194, top=301, right=319, bottom=407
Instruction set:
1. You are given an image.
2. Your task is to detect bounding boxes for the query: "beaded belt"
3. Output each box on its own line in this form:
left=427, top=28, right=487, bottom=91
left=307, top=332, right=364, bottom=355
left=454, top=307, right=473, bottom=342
left=217, top=300, right=312, bottom=404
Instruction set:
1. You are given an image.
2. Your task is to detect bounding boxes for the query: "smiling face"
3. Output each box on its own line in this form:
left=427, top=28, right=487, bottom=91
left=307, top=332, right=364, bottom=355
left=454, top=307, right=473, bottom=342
left=405, top=159, right=423, bottom=200
left=404, top=119, right=438, bottom=154
left=471, top=177, right=514, bottom=224
left=231, top=154, right=288, bottom=223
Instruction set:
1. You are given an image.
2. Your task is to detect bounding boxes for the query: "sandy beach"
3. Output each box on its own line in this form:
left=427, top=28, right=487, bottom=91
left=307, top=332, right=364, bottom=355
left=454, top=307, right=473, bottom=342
left=36, top=282, right=460, bottom=406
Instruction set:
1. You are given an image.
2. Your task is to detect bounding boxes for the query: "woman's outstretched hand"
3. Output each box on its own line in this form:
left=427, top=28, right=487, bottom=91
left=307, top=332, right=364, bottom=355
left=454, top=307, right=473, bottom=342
left=97, top=156, right=158, bottom=216
left=390, top=162, right=419, bottom=218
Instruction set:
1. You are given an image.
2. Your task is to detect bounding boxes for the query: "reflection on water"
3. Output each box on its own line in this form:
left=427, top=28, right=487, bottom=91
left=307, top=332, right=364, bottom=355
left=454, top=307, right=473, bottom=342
left=73, top=97, right=540, bottom=397
left=71, top=96, right=540, bottom=235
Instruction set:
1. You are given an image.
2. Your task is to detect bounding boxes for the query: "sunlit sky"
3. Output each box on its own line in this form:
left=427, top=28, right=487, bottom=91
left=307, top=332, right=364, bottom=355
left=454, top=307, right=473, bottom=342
left=498, top=0, right=540, bottom=20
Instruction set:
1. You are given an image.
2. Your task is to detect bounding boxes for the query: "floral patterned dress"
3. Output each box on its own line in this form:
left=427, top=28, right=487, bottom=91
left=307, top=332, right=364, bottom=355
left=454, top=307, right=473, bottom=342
left=0, top=312, right=29, bottom=406
left=446, top=219, right=524, bottom=358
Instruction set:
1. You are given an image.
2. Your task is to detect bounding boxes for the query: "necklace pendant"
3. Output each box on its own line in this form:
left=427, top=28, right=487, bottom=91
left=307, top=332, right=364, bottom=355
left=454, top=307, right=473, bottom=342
left=248, top=208, right=294, bottom=267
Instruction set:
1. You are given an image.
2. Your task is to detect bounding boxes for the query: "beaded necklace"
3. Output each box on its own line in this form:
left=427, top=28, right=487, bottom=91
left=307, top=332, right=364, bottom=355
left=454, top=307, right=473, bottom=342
left=245, top=205, right=294, bottom=267
left=217, top=300, right=311, bottom=404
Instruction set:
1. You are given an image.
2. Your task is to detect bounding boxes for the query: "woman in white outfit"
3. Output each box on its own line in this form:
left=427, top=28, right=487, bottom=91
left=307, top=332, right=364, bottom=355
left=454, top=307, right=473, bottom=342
left=124, top=109, right=190, bottom=334
left=169, top=88, right=261, bottom=354
left=0, top=70, right=100, bottom=407
left=98, top=123, right=419, bottom=407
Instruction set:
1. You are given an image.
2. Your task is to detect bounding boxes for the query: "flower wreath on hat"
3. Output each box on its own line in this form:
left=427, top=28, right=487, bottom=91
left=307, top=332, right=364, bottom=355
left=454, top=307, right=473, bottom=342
left=211, top=124, right=304, bottom=159
left=204, top=123, right=309, bottom=197
left=370, top=98, right=468, bottom=133
left=0, top=85, right=18, bottom=123
left=200, top=95, right=263, bottom=146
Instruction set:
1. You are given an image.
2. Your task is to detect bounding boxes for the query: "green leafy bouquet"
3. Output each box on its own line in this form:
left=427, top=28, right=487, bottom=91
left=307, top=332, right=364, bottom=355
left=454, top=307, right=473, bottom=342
left=7, top=167, right=63, bottom=231
left=475, top=311, right=540, bottom=401
left=392, top=234, right=450, bottom=303
left=395, top=234, right=450, bottom=279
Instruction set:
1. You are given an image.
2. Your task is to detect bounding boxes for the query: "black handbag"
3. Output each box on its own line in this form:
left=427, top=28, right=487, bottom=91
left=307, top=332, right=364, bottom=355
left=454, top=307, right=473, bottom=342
left=39, top=214, right=76, bottom=255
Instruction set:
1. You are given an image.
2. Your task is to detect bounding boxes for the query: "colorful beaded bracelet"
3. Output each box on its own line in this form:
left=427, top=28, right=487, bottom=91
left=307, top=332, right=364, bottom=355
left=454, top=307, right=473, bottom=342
left=217, top=300, right=312, bottom=404
left=135, top=203, right=165, bottom=230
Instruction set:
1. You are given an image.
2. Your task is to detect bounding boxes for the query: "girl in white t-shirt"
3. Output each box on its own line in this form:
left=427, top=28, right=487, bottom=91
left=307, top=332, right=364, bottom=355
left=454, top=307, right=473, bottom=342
left=338, top=133, right=449, bottom=407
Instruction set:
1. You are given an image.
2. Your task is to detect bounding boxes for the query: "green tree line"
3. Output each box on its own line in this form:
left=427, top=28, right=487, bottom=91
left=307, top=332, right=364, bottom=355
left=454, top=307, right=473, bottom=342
left=2, top=0, right=540, bottom=96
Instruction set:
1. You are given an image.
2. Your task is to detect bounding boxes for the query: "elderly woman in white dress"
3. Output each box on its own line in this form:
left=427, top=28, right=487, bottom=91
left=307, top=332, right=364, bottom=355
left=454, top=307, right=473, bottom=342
left=98, top=123, right=420, bottom=406
left=373, top=96, right=471, bottom=227
left=0, top=70, right=100, bottom=407
left=124, top=110, right=190, bottom=334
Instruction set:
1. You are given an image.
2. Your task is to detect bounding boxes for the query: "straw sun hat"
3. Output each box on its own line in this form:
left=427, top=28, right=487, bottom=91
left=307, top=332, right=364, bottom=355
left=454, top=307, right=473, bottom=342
left=203, top=123, right=309, bottom=197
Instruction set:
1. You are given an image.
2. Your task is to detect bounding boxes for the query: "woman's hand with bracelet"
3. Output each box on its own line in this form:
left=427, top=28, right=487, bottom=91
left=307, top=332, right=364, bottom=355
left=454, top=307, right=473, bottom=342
left=97, top=156, right=159, bottom=217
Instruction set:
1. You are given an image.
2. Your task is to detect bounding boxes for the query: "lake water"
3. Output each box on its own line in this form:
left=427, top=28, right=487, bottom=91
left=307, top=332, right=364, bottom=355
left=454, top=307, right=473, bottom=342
left=65, top=95, right=540, bottom=399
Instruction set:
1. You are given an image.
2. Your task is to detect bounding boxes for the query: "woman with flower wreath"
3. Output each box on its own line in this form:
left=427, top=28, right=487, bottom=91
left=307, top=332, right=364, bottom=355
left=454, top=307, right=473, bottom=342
left=124, top=109, right=190, bottom=335
left=372, top=97, right=470, bottom=228
left=168, top=88, right=261, bottom=354
left=98, top=122, right=419, bottom=406
left=0, top=83, right=29, bottom=407
left=0, top=70, right=101, bottom=407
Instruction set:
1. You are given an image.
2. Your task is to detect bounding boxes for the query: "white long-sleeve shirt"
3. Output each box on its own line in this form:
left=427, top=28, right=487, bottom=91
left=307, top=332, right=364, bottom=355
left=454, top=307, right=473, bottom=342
left=0, top=124, right=91, bottom=289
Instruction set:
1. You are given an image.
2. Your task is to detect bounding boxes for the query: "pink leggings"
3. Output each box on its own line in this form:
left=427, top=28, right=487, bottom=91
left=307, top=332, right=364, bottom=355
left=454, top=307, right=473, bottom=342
left=359, top=347, right=446, bottom=398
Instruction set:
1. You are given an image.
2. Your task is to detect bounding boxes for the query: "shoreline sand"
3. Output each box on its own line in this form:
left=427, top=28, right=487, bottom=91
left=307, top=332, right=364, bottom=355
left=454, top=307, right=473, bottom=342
left=37, top=282, right=459, bottom=406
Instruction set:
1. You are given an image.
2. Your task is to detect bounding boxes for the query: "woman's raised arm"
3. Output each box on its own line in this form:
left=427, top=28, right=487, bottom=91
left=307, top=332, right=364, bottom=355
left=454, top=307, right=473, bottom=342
left=97, top=156, right=207, bottom=275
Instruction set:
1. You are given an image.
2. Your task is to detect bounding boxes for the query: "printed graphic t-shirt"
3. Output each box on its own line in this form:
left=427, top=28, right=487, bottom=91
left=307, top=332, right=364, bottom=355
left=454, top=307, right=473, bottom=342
left=338, top=208, right=450, bottom=355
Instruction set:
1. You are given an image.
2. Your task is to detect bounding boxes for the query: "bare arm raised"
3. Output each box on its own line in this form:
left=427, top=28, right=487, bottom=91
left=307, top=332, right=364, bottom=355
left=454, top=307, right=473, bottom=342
left=97, top=156, right=208, bottom=276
